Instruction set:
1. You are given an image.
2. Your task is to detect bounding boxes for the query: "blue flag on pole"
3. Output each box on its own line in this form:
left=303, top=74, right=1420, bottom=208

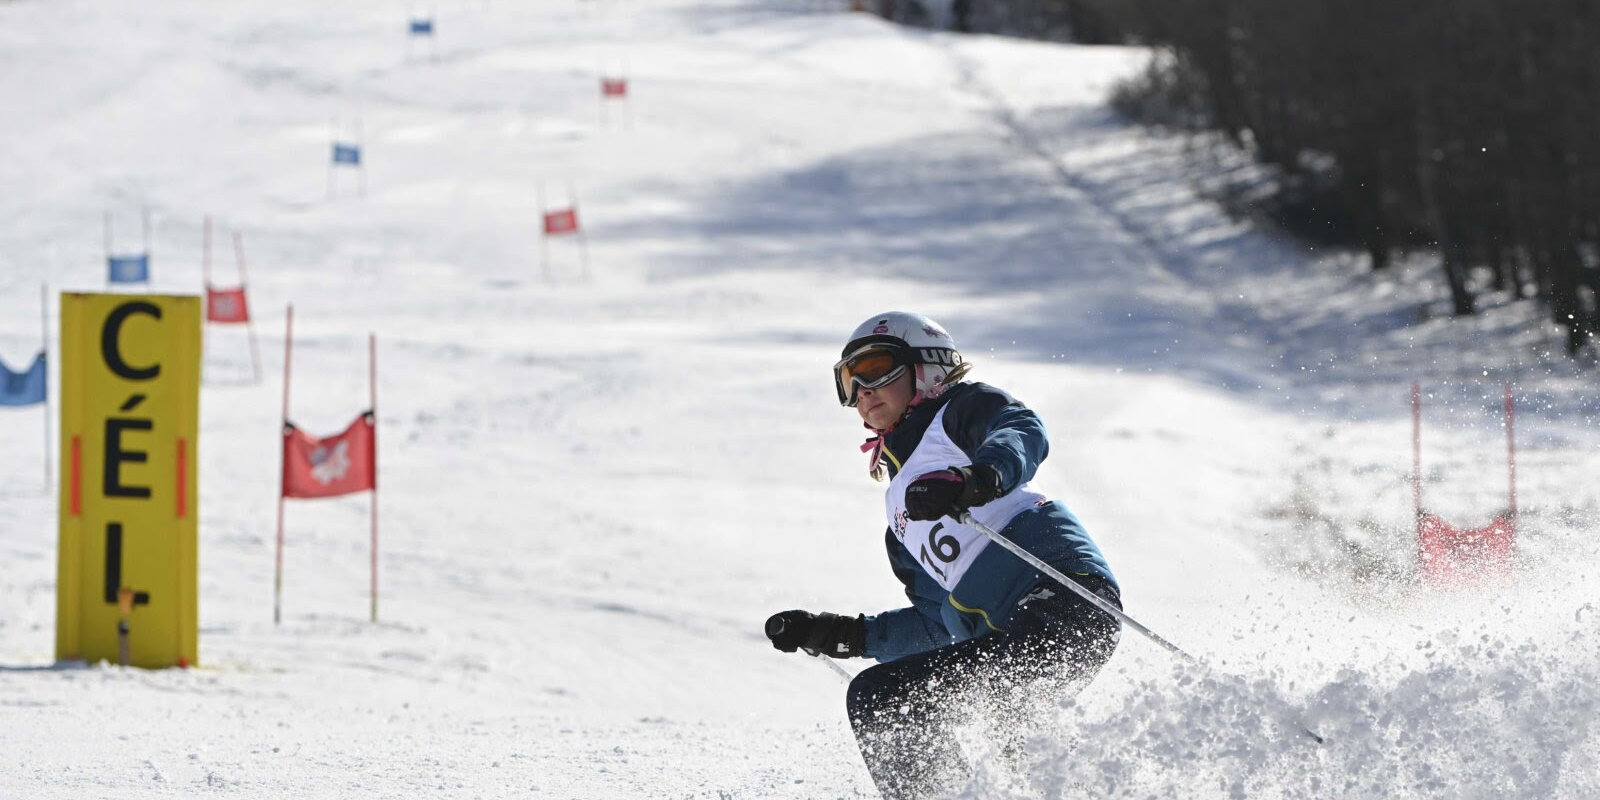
left=409, top=18, right=434, bottom=35
left=108, top=254, right=150, bottom=283
left=332, top=143, right=362, bottom=166
left=0, top=351, right=46, bottom=407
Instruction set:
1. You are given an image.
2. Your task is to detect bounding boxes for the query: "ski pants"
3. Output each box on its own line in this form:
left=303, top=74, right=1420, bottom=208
left=845, top=576, right=1121, bottom=800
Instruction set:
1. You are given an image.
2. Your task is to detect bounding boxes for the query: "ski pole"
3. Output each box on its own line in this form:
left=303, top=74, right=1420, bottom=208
left=957, top=511, right=1325, bottom=745
left=956, top=511, right=1197, bottom=664
left=812, top=652, right=854, bottom=682
left=766, top=615, right=855, bottom=682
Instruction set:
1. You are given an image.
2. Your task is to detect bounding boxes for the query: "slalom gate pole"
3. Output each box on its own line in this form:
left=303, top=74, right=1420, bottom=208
left=274, top=304, right=294, bottom=625
left=201, top=217, right=213, bottom=377
left=234, top=231, right=263, bottom=383
left=1412, top=382, right=1424, bottom=530
left=40, top=281, right=51, bottom=491
left=369, top=332, right=379, bottom=624
left=957, top=511, right=1325, bottom=745
left=1504, top=382, right=1517, bottom=522
left=573, top=182, right=591, bottom=280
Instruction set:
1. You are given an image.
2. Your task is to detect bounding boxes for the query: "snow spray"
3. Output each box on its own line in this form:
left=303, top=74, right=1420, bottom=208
left=958, top=511, right=1326, bottom=745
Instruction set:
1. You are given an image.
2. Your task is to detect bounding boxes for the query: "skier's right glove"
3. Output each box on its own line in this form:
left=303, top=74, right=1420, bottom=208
left=904, top=463, right=1003, bottom=521
left=765, top=610, right=866, bottom=659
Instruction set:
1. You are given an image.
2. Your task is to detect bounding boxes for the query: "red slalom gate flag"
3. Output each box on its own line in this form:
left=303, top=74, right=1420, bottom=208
left=543, top=208, right=579, bottom=236
left=282, top=412, right=376, bottom=499
left=601, top=78, right=628, bottom=98
left=1418, top=513, right=1514, bottom=585
left=207, top=286, right=251, bottom=324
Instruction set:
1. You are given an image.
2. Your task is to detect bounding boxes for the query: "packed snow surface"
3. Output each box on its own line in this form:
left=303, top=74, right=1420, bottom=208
left=1, top=0, right=1597, bottom=797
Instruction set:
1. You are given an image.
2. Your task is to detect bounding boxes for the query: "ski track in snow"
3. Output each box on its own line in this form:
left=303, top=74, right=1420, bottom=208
left=1, top=0, right=1598, bottom=797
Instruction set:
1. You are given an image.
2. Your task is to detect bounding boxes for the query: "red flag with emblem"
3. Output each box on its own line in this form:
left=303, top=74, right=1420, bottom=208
left=543, top=208, right=579, bottom=236
left=1411, top=382, right=1518, bottom=588
left=282, top=412, right=376, bottom=499
left=1418, top=513, right=1513, bottom=586
left=207, top=285, right=251, bottom=324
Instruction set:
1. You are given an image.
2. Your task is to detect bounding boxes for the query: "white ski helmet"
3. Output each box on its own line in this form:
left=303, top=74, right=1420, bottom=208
left=834, top=311, right=965, bottom=407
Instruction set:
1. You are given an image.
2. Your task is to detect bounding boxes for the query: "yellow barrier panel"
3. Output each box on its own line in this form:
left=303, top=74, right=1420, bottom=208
left=57, top=293, right=200, bottom=669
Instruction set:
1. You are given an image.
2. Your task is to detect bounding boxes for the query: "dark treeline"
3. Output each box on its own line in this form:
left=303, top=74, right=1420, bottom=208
left=1073, top=0, right=1600, bottom=356
left=877, top=0, right=1132, bottom=43
left=969, top=0, right=1129, bottom=42
left=881, top=1, right=1600, bottom=355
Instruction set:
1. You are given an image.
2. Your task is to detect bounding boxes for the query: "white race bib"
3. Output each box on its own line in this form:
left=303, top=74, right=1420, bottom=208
left=885, top=405, right=1047, bottom=591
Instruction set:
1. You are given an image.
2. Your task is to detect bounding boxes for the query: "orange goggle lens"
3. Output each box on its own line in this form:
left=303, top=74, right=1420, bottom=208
left=841, top=351, right=898, bottom=386
left=834, top=348, right=907, bottom=405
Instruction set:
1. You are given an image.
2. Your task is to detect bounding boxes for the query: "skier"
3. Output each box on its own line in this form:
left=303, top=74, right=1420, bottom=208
left=765, top=311, right=1122, bottom=799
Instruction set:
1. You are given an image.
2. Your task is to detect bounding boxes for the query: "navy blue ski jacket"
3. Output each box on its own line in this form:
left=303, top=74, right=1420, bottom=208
left=862, top=381, right=1117, bottom=663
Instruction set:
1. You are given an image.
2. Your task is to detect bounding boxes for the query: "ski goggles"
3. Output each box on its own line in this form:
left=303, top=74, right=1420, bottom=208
left=833, top=345, right=910, bottom=407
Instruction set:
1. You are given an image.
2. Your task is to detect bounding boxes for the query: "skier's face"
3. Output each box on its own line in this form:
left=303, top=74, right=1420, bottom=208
left=856, top=370, right=914, bottom=430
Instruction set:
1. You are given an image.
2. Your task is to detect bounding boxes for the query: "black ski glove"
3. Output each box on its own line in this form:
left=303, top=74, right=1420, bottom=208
left=903, top=463, right=1003, bottom=521
left=765, top=610, right=866, bottom=658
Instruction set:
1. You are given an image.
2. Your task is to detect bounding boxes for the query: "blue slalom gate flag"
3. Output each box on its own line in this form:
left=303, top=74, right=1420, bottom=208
left=332, top=143, right=362, bottom=166
left=0, top=351, right=46, bottom=407
left=108, top=254, right=150, bottom=284
left=409, top=18, right=434, bottom=35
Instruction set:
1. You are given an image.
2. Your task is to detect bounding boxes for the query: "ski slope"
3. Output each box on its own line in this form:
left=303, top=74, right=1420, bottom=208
left=1, top=0, right=1597, bottom=797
